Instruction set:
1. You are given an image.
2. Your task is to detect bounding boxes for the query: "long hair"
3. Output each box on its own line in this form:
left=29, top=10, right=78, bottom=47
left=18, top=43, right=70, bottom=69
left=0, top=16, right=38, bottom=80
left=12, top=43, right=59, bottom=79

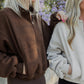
left=4, top=0, right=39, bottom=16
left=65, top=0, right=82, bottom=48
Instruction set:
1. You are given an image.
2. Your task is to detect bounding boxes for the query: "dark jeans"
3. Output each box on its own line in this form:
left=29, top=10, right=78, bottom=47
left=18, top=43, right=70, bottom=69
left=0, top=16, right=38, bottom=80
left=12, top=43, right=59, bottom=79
left=58, top=78, right=78, bottom=84
left=8, top=76, right=46, bottom=84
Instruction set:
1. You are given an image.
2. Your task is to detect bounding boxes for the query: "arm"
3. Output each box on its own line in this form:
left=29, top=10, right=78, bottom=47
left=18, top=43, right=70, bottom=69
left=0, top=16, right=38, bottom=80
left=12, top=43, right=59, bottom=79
left=0, top=33, right=23, bottom=78
left=49, top=12, right=61, bottom=31
left=47, top=23, right=70, bottom=79
left=41, top=11, right=67, bottom=50
left=0, top=51, right=18, bottom=78
left=0, top=11, right=23, bottom=78
left=41, top=12, right=61, bottom=50
left=0, top=29, right=24, bottom=78
left=49, top=11, right=68, bottom=34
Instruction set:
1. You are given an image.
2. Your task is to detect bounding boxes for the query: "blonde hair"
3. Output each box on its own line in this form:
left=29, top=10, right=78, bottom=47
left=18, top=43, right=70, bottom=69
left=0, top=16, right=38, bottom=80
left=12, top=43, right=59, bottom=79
left=65, top=0, right=82, bottom=48
left=4, top=0, right=39, bottom=16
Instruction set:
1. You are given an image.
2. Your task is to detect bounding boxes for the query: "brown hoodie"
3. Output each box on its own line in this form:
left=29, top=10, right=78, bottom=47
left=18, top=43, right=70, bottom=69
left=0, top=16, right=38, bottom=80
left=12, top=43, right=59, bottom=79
left=0, top=8, right=59, bottom=80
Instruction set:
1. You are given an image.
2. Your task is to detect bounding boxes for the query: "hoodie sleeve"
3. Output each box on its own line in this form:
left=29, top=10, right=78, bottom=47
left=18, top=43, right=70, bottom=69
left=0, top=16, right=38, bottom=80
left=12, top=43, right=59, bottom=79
left=0, top=29, right=19, bottom=78
left=47, top=22, right=70, bottom=79
left=50, top=12, right=61, bottom=31
left=0, top=51, right=18, bottom=78
left=0, top=10, right=23, bottom=78
left=41, top=12, right=61, bottom=50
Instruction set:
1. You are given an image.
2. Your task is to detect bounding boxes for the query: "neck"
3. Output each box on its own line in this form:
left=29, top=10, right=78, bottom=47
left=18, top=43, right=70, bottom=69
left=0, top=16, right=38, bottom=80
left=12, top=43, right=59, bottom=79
left=80, top=10, right=84, bottom=21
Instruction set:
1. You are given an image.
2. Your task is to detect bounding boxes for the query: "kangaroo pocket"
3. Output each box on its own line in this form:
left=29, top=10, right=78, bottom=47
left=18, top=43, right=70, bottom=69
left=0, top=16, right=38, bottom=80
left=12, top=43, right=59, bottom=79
left=66, top=52, right=81, bottom=79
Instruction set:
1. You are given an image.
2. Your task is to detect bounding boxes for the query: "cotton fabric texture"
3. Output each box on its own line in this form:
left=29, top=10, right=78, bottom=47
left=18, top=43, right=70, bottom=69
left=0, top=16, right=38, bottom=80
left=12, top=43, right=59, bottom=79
left=47, top=21, right=84, bottom=84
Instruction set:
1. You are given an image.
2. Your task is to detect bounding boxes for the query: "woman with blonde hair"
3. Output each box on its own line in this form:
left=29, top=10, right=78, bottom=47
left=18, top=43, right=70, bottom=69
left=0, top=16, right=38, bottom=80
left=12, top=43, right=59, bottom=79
left=47, top=0, right=84, bottom=84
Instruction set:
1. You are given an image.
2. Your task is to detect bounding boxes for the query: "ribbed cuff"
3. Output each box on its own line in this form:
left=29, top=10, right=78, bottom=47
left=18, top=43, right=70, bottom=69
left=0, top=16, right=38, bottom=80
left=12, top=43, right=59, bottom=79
left=16, top=63, right=23, bottom=74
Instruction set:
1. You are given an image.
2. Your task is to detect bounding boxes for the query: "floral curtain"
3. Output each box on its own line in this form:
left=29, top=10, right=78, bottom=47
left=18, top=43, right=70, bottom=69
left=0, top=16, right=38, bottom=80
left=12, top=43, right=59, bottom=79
left=0, top=0, right=4, bottom=9
left=0, top=0, right=66, bottom=24
left=39, top=0, right=66, bottom=24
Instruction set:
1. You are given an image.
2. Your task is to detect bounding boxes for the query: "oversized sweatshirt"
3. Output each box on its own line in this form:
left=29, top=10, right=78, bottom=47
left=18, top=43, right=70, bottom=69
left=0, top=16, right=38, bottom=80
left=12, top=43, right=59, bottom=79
left=47, top=20, right=84, bottom=83
left=0, top=8, right=58, bottom=80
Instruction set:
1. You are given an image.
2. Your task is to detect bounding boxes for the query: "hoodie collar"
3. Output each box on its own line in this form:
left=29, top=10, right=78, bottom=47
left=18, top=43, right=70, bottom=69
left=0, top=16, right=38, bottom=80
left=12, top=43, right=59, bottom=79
left=19, top=6, right=31, bottom=21
left=19, top=6, right=37, bottom=22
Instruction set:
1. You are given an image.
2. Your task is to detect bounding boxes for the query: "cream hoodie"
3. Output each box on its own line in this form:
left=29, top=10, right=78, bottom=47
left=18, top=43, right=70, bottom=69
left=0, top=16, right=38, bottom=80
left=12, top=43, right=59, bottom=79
left=47, top=20, right=84, bottom=84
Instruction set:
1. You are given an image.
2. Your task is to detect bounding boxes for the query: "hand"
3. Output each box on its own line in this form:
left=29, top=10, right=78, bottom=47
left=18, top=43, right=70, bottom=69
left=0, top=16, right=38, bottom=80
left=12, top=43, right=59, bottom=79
left=16, top=63, right=23, bottom=74
left=56, top=11, right=68, bottom=22
left=68, top=65, right=72, bottom=75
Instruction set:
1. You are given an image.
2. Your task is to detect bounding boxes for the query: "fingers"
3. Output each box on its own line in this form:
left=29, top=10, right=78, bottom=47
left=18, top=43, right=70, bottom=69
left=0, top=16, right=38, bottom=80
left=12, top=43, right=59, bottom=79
left=56, top=11, right=68, bottom=22
left=11, top=56, right=18, bottom=65
left=56, top=14, right=61, bottom=20
left=68, top=65, right=72, bottom=75
left=9, top=67, right=17, bottom=78
left=62, top=15, right=68, bottom=22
